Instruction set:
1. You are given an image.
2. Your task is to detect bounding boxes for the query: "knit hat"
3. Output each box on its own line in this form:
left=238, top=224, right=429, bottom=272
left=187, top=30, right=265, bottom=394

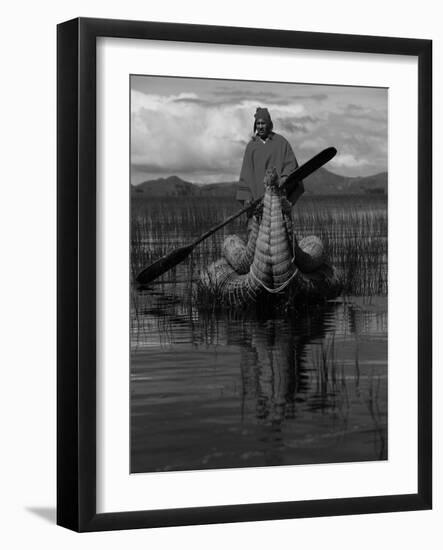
left=253, top=107, right=273, bottom=133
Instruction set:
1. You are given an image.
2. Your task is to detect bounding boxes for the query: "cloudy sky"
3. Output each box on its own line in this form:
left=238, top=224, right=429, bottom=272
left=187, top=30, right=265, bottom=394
left=131, top=75, right=387, bottom=185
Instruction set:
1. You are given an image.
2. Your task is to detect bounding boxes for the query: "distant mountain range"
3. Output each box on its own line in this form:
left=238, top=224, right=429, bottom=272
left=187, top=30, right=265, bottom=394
left=131, top=168, right=387, bottom=198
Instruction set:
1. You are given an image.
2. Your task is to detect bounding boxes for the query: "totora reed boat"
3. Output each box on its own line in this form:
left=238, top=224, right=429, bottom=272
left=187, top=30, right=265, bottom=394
left=198, top=167, right=342, bottom=309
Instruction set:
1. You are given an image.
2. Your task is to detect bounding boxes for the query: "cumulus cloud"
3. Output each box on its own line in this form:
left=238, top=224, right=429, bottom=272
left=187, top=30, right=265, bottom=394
left=130, top=78, right=388, bottom=181
left=329, top=153, right=370, bottom=168
left=292, top=93, right=328, bottom=102
left=278, top=115, right=320, bottom=135
left=346, top=103, right=365, bottom=112
left=131, top=90, right=306, bottom=181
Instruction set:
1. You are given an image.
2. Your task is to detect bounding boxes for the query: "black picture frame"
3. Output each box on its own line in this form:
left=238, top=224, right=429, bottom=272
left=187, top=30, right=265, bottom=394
left=57, top=17, right=432, bottom=532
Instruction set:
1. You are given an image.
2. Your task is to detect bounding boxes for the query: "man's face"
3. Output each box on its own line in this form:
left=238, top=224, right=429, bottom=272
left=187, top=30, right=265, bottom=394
left=255, top=118, right=270, bottom=139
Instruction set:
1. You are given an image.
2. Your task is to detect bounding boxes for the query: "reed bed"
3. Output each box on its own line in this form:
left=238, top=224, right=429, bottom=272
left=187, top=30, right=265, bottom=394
left=131, top=194, right=387, bottom=297
left=308, top=334, right=386, bottom=458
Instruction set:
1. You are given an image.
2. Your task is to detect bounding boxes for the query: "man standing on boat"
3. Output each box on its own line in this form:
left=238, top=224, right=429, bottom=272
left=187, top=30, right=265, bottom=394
left=236, top=107, right=304, bottom=215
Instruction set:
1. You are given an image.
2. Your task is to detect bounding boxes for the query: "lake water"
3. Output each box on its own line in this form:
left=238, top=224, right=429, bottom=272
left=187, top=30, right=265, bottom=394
left=130, top=195, right=387, bottom=473
left=131, top=290, right=387, bottom=473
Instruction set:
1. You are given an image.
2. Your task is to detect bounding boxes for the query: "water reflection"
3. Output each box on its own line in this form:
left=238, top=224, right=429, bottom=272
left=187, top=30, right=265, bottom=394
left=130, top=289, right=387, bottom=473
left=235, top=312, right=323, bottom=423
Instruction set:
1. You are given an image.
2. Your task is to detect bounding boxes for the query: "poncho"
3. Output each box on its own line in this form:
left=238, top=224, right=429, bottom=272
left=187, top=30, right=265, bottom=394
left=236, top=132, right=304, bottom=203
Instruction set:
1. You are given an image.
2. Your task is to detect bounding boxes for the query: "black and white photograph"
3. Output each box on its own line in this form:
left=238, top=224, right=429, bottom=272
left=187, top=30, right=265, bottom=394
left=130, top=75, right=388, bottom=474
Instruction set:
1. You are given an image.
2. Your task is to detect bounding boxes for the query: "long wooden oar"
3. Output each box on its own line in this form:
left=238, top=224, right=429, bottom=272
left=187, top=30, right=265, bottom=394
left=136, top=147, right=337, bottom=285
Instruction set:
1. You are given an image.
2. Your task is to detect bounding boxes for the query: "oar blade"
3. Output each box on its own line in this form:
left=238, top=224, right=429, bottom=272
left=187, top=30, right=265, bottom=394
left=135, top=244, right=194, bottom=285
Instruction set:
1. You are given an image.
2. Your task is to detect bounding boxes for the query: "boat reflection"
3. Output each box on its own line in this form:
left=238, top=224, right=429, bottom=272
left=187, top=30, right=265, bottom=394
left=131, top=290, right=387, bottom=472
